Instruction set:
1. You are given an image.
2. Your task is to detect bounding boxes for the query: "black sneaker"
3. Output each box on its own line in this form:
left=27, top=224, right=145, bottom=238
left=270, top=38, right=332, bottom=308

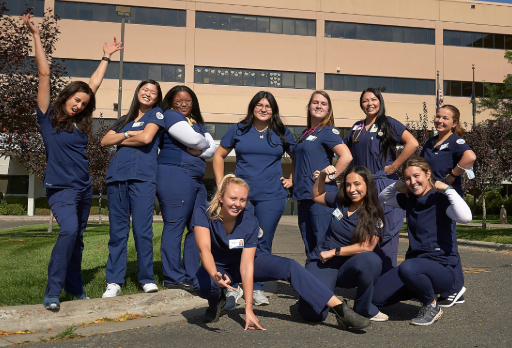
left=438, top=286, right=466, bottom=308
left=410, top=302, right=443, bottom=326
left=332, top=300, right=371, bottom=330
left=203, top=291, right=227, bottom=323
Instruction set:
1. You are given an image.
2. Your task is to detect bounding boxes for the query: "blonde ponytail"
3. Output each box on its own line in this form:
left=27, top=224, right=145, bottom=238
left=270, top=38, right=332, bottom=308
left=207, top=174, right=250, bottom=221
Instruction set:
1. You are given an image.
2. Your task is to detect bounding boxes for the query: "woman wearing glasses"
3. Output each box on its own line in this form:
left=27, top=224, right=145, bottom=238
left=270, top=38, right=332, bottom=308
left=343, top=88, right=418, bottom=273
left=157, top=85, right=217, bottom=292
left=213, top=91, right=295, bottom=309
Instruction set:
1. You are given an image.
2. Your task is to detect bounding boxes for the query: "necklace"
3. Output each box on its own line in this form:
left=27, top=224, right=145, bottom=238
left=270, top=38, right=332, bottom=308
left=255, top=126, right=269, bottom=139
left=352, top=121, right=365, bottom=143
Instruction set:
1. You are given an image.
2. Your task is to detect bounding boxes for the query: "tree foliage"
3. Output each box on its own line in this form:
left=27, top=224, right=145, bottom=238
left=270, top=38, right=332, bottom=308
left=478, top=51, right=512, bottom=119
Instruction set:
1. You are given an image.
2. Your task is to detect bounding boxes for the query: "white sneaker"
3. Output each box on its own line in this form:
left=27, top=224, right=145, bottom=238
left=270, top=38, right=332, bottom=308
left=102, top=283, right=121, bottom=298
left=142, top=283, right=158, bottom=293
left=223, top=286, right=244, bottom=311
left=253, top=290, right=269, bottom=306
left=370, top=311, right=389, bottom=322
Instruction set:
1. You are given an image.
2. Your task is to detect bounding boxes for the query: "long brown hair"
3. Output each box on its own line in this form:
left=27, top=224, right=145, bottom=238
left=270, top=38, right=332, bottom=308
left=439, top=104, right=465, bottom=137
left=306, top=90, right=335, bottom=130
left=402, top=156, right=435, bottom=188
left=52, top=81, right=95, bottom=134
left=207, top=174, right=250, bottom=221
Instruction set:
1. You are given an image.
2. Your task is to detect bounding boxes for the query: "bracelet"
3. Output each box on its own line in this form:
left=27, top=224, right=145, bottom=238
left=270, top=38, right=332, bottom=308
left=445, top=185, right=453, bottom=192
left=124, top=131, right=129, bottom=139
left=244, top=302, right=254, bottom=306
left=456, top=164, right=467, bottom=171
left=102, top=56, right=111, bottom=63
left=450, top=169, right=460, bottom=178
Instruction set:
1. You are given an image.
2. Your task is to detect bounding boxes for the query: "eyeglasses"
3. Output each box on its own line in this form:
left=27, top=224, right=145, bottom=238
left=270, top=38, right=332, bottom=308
left=141, top=87, right=158, bottom=96
left=255, top=104, right=272, bottom=111
left=173, top=99, right=193, bottom=106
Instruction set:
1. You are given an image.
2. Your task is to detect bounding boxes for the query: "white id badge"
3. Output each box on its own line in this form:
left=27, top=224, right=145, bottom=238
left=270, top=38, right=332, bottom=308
left=332, top=208, right=343, bottom=221
left=369, top=124, right=378, bottom=133
left=133, top=121, right=144, bottom=127
left=229, top=239, right=244, bottom=249
left=353, top=124, right=362, bottom=130
left=439, top=143, right=449, bottom=151
left=466, top=167, right=475, bottom=179
left=306, top=135, right=317, bottom=141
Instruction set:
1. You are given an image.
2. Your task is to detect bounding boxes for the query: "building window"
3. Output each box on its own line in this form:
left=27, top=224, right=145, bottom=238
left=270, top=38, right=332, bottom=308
left=443, top=80, right=504, bottom=97
left=0, top=175, right=29, bottom=195
left=325, top=74, right=435, bottom=95
left=205, top=123, right=234, bottom=140
left=54, top=1, right=186, bottom=26
left=325, top=21, right=435, bottom=45
left=443, top=30, right=512, bottom=50
left=4, top=0, right=44, bottom=17
left=54, top=59, right=184, bottom=82
left=195, top=67, right=315, bottom=89
left=196, top=12, right=316, bottom=36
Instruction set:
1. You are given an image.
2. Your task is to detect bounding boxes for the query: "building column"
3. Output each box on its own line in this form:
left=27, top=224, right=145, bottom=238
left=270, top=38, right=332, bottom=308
left=27, top=173, right=35, bottom=216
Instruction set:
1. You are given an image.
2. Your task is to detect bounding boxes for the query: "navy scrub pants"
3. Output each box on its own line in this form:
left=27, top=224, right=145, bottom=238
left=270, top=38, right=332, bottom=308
left=193, top=253, right=334, bottom=314
left=298, top=251, right=382, bottom=320
left=372, top=258, right=456, bottom=307
left=297, top=199, right=334, bottom=256
left=439, top=222, right=464, bottom=298
left=106, top=180, right=156, bottom=285
left=45, top=185, right=92, bottom=297
left=156, top=165, right=202, bottom=285
left=246, top=198, right=287, bottom=291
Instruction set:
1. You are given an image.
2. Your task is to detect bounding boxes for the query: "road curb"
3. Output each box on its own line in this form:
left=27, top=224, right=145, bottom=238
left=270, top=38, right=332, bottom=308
left=398, top=233, right=512, bottom=252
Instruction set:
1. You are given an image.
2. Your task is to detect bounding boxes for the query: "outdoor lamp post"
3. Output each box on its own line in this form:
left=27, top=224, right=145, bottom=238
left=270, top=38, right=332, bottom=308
left=116, top=6, right=131, bottom=119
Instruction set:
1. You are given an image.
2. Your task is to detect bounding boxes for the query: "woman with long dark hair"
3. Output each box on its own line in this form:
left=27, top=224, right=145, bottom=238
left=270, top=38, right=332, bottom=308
left=293, top=90, right=352, bottom=256
left=374, top=156, right=472, bottom=325
left=213, top=91, right=296, bottom=309
left=100, top=80, right=165, bottom=298
left=420, top=104, right=476, bottom=307
left=157, top=85, right=216, bottom=292
left=299, top=165, right=388, bottom=322
left=344, top=87, right=418, bottom=273
left=24, top=14, right=122, bottom=309
left=193, top=174, right=370, bottom=330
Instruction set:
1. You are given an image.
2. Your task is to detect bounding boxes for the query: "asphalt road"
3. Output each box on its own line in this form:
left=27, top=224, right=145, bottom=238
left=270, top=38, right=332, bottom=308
left=23, top=220, right=512, bottom=348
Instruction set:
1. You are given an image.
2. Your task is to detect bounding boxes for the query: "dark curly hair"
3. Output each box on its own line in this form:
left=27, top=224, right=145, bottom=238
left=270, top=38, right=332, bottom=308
left=52, top=81, right=95, bottom=134
left=162, top=85, right=204, bottom=124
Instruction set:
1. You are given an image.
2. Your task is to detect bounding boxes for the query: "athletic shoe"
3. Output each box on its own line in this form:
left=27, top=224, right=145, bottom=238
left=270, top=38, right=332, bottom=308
left=370, top=311, right=389, bottom=322
left=438, top=287, right=466, bottom=307
left=164, top=280, right=196, bottom=295
left=142, top=283, right=158, bottom=293
left=75, top=293, right=90, bottom=300
left=332, top=300, right=371, bottom=330
left=410, top=302, right=443, bottom=326
left=102, top=283, right=121, bottom=298
left=204, top=291, right=227, bottom=323
left=253, top=290, right=270, bottom=306
left=223, top=286, right=244, bottom=311
left=43, top=295, right=60, bottom=310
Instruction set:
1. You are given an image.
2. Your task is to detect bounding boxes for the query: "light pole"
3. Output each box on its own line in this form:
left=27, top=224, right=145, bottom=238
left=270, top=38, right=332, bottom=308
left=116, top=6, right=131, bottom=119
left=472, top=64, right=476, bottom=126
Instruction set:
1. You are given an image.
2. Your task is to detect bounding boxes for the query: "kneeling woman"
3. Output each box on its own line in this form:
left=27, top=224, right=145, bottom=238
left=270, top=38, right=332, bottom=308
left=299, top=166, right=387, bottom=322
left=192, top=175, right=371, bottom=330
left=373, top=156, right=472, bottom=326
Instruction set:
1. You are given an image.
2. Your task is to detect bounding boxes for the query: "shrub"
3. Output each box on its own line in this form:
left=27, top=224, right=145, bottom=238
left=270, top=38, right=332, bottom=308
left=92, top=198, right=109, bottom=208
left=464, top=194, right=474, bottom=210
left=35, top=208, right=52, bottom=215
left=476, top=191, right=504, bottom=215
left=4, top=196, right=28, bottom=208
left=35, top=197, right=50, bottom=209
left=0, top=203, right=26, bottom=215
left=89, top=206, right=109, bottom=216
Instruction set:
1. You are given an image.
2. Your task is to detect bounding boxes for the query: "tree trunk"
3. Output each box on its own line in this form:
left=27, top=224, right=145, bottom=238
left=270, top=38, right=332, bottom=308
left=482, top=192, right=487, bottom=230
left=48, top=210, right=54, bottom=233
left=98, top=191, right=102, bottom=225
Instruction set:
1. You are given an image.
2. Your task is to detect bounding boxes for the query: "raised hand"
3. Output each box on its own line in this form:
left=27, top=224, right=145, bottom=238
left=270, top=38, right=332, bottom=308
left=23, top=14, right=40, bottom=36
left=103, top=37, right=123, bottom=58
left=434, top=181, right=449, bottom=192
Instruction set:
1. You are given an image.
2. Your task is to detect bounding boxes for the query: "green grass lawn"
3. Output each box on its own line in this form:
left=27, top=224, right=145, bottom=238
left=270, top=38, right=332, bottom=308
left=0, top=222, right=174, bottom=307
left=470, top=214, right=512, bottom=224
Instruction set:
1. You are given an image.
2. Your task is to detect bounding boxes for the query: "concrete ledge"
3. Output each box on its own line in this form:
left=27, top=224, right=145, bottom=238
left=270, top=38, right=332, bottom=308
left=399, top=233, right=512, bottom=252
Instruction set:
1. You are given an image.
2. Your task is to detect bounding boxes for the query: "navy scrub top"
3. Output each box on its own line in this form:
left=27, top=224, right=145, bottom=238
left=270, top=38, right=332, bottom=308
left=420, top=134, right=472, bottom=197
left=192, top=205, right=259, bottom=268
left=37, top=105, right=91, bottom=189
left=293, top=126, right=344, bottom=201
left=158, top=109, right=208, bottom=178
left=105, top=107, right=165, bottom=184
left=344, top=117, right=406, bottom=179
left=396, top=189, right=459, bottom=266
left=220, top=123, right=296, bottom=201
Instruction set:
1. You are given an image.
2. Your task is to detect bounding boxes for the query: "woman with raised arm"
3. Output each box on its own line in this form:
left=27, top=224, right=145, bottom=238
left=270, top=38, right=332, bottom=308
left=344, top=87, right=418, bottom=273
left=157, top=85, right=216, bottom=293
left=212, top=91, right=295, bottom=309
left=23, top=14, right=123, bottom=310
left=192, top=174, right=370, bottom=330
left=373, top=156, right=472, bottom=326
left=100, top=80, right=165, bottom=298
left=293, top=90, right=352, bottom=256
left=299, top=165, right=388, bottom=322
left=420, top=105, right=476, bottom=308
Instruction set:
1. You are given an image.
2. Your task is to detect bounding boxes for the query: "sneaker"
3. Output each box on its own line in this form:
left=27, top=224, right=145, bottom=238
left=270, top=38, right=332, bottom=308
left=102, top=283, right=121, bottom=298
left=43, top=295, right=60, bottom=310
left=75, top=293, right=90, bottom=300
left=370, top=311, right=389, bottom=322
left=223, top=286, right=244, bottom=311
left=438, top=287, right=466, bottom=307
left=253, top=290, right=270, bottom=306
left=332, top=300, right=371, bottom=330
left=410, top=302, right=443, bottom=326
left=204, top=291, right=227, bottom=323
left=142, top=283, right=158, bottom=293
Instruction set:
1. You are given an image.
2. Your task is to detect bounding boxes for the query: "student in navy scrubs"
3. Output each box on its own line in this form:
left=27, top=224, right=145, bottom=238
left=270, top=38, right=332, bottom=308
left=24, top=14, right=123, bottom=309
left=100, top=80, right=165, bottom=298
left=299, top=165, right=388, bottom=322
left=213, top=91, right=296, bottom=308
left=344, top=87, right=418, bottom=273
left=373, top=156, right=472, bottom=326
left=293, top=91, right=352, bottom=256
left=420, top=104, right=476, bottom=308
left=157, top=85, right=216, bottom=292
left=193, top=174, right=371, bottom=330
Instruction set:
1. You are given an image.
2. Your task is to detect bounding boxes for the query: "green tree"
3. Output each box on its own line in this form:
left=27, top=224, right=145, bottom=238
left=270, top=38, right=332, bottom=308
left=478, top=51, right=512, bottom=119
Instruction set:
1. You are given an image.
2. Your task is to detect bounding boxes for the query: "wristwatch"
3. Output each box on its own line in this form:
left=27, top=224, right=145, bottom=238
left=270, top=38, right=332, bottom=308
left=124, top=131, right=129, bottom=139
left=335, top=247, right=341, bottom=256
left=102, top=56, right=111, bottom=63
